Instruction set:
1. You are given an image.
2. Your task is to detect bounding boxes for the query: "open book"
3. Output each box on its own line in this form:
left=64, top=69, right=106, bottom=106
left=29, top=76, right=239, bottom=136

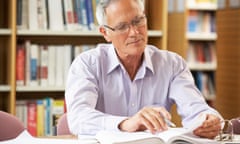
left=95, top=113, right=221, bottom=144
left=95, top=128, right=220, bottom=144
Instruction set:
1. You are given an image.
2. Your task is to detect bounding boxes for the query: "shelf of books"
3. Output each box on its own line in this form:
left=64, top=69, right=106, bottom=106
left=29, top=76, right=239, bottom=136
left=168, top=0, right=217, bottom=103
left=3, top=0, right=169, bottom=136
left=215, top=0, right=240, bottom=120
left=167, top=0, right=217, bottom=126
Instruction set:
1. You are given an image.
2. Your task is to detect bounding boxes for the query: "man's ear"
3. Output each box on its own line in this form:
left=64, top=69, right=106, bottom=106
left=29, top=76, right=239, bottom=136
left=99, top=27, right=112, bottom=42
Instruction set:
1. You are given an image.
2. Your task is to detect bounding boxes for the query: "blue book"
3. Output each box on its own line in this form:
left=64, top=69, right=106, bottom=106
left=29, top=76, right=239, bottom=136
left=195, top=71, right=203, bottom=92
left=80, top=0, right=88, bottom=30
left=85, top=0, right=95, bottom=30
left=74, top=0, right=83, bottom=29
left=44, top=97, right=53, bottom=136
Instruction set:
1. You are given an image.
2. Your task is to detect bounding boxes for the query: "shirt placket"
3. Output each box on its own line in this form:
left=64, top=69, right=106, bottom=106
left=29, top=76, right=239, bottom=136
left=128, top=81, right=138, bottom=116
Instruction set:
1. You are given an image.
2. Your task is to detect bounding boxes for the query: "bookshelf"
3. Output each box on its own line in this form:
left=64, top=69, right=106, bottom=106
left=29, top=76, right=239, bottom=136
left=167, top=0, right=218, bottom=126
left=167, top=0, right=217, bottom=102
left=0, top=0, right=168, bottom=136
left=215, top=0, right=240, bottom=119
left=0, top=0, right=16, bottom=114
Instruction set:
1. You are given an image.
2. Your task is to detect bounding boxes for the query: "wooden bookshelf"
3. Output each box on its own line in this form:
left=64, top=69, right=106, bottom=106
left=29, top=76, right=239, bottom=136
left=0, top=0, right=16, bottom=114
left=0, top=0, right=168, bottom=117
left=168, top=0, right=217, bottom=101
left=215, top=0, right=240, bottom=119
left=167, top=0, right=218, bottom=126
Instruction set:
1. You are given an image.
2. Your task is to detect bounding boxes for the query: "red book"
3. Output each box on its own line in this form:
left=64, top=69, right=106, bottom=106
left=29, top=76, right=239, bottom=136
left=27, top=101, right=37, bottom=136
left=195, top=43, right=205, bottom=63
left=16, top=44, right=25, bottom=86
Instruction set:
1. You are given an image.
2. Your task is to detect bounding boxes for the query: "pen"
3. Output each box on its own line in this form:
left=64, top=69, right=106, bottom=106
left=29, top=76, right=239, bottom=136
left=159, top=112, right=176, bottom=128
left=163, top=117, right=176, bottom=128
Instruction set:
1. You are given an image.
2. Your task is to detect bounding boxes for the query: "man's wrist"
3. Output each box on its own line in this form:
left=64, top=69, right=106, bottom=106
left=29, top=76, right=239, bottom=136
left=118, top=118, right=129, bottom=131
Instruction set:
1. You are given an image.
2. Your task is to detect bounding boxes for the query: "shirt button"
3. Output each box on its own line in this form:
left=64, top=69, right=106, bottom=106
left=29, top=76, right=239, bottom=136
left=131, top=103, right=135, bottom=107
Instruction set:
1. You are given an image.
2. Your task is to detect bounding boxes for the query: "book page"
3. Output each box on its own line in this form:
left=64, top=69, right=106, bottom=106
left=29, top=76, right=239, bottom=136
left=168, top=132, right=221, bottom=144
left=156, top=128, right=188, bottom=142
left=96, top=130, right=165, bottom=144
left=95, top=128, right=188, bottom=144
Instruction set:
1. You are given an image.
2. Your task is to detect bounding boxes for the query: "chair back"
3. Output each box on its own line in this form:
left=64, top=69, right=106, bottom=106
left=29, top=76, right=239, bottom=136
left=0, top=111, right=25, bottom=141
left=56, top=113, right=71, bottom=135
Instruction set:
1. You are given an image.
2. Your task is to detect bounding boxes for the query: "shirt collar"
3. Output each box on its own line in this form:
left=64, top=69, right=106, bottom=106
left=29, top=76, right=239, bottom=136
left=107, top=44, right=121, bottom=74
left=107, top=44, right=155, bottom=75
left=144, top=46, right=154, bottom=74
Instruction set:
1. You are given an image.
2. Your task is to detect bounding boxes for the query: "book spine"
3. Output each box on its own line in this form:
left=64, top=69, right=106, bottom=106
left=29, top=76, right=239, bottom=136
left=30, top=44, right=39, bottom=86
left=85, top=0, right=95, bottom=30
left=47, top=46, right=56, bottom=86
left=47, top=0, right=64, bottom=30
left=63, top=45, right=72, bottom=85
left=75, top=0, right=83, bottom=30
left=28, top=0, right=39, bottom=30
left=27, top=101, right=37, bottom=136
left=63, top=0, right=75, bottom=30
left=37, top=0, right=48, bottom=30
left=25, top=40, right=31, bottom=86
left=55, top=46, right=64, bottom=86
left=37, top=100, right=45, bottom=136
left=80, top=0, right=88, bottom=30
left=44, top=97, right=53, bottom=136
left=40, top=45, right=48, bottom=86
left=17, top=0, right=23, bottom=28
left=16, top=43, right=25, bottom=86
left=21, top=0, right=29, bottom=29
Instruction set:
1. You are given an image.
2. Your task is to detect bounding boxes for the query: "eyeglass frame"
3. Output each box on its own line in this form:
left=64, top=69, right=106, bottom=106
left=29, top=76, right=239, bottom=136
left=215, top=119, right=234, bottom=142
left=103, top=15, right=147, bottom=34
left=215, top=117, right=240, bottom=142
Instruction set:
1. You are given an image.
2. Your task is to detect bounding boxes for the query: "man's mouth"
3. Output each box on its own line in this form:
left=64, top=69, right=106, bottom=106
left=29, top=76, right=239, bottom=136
left=127, top=39, right=142, bottom=45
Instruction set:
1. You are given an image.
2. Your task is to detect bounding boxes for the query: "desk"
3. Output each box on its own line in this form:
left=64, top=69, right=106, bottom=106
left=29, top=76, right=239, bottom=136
left=40, top=135, right=99, bottom=144
left=1, top=131, right=239, bottom=144
left=217, top=135, right=240, bottom=144
left=0, top=131, right=99, bottom=144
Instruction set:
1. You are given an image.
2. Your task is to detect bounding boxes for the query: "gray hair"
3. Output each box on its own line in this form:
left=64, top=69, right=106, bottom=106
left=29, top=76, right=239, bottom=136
left=96, top=0, right=145, bottom=26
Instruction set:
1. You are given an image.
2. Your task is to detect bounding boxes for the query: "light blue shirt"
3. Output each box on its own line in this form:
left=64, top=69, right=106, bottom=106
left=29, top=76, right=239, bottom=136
left=65, top=44, right=220, bottom=135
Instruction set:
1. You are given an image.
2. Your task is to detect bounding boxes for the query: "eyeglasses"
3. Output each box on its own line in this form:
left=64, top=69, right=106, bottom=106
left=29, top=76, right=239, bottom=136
left=215, top=118, right=240, bottom=142
left=103, top=15, right=146, bottom=34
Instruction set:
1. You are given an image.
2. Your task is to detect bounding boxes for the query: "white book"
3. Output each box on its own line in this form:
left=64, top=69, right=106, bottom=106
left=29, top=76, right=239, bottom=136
left=47, top=0, right=64, bottom=30
left=55, top=46, right=64, bottom=86
left=40, top=45, right=48, bottom=86
left=25, top=40, right=31, bottom=86
left=95, top=128, right=220, bottom=144
left=63, top=45, right=72, bottom=85
left=15, top=100, right=25, bottom=124
left=74, top=45, right=83, bottom=58
left=28, top=0, right=38, bottom=30
left=95, top=114, right=220, bottom=144
left=37, top=0, right=48, bottom=30
left=47, top=46, right=56, bottom=86
left=16, top=100, right=28, bottom=128
left=63, top=0, right=75, bottom=30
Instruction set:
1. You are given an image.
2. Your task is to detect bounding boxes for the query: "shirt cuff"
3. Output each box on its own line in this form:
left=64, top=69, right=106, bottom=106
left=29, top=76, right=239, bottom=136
left=104, top=115, right=128, bottom=131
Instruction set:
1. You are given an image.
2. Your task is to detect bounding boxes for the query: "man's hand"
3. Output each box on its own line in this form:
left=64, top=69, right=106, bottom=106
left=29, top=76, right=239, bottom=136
left=118, top=107, right=171, bottom=134
left=193, top=114, right=221, bottom=139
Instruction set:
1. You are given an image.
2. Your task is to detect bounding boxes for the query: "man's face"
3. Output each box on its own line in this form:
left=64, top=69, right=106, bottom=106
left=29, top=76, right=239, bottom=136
left=102, top=0, right=148, bottom=58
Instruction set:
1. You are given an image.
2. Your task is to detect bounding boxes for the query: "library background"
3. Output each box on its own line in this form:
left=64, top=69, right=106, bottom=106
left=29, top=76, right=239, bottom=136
left=0, top=0, right=239, bottom=137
